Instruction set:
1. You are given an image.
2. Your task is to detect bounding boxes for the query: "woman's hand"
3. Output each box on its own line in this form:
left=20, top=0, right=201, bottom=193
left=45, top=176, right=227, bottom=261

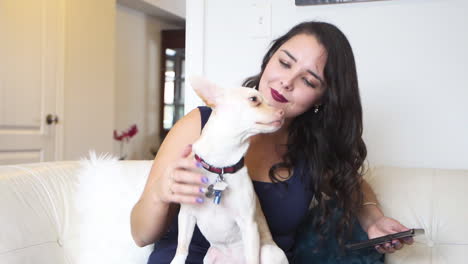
left=154, top=144, right=208, bottom=205
left=366, top=216, right=414, bottom=254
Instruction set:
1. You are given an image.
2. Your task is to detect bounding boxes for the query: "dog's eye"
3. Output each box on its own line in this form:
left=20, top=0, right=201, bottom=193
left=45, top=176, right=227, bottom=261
left=248, top=96, right=261, bottom=106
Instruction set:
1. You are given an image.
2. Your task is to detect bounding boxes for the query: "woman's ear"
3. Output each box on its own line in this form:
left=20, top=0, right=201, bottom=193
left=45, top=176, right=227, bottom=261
left=190, top=76, right=223, bottom=108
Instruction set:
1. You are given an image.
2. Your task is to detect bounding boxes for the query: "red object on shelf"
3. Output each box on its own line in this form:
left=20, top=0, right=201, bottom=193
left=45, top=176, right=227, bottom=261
left=113, top=124, right=138, bottom=141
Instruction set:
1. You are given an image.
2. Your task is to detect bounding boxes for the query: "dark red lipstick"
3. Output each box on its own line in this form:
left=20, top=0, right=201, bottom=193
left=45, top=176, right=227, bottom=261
left=270, top=88, right=289, bottom=103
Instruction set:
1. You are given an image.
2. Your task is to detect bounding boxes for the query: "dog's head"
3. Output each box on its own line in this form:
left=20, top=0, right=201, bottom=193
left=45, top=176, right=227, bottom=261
left=190, top=76, right=284, bottom=136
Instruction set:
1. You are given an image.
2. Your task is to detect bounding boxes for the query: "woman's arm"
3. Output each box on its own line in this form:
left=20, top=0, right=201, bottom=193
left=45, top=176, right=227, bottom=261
left=130, top=108, right=204, bottom=247
left=357, top=180, right=413, bottom=253
left=357, top=180, right=384, bottom=233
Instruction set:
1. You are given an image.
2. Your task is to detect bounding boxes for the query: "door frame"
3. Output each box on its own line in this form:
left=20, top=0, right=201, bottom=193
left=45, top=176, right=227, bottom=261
left=55, top=0, right=66, bottom=161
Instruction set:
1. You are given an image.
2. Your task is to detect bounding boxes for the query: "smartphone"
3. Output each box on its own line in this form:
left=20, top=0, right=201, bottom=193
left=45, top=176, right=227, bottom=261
left=345, top=228, right=424, bottom=251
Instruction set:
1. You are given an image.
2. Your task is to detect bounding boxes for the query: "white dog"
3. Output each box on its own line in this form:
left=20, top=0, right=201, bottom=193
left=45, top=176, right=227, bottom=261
left=170, top=77, right=289, bottom=264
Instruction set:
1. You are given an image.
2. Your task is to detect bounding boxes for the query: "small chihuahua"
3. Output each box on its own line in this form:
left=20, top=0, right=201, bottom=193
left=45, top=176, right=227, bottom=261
left=170, top=77, right=288, bottom=264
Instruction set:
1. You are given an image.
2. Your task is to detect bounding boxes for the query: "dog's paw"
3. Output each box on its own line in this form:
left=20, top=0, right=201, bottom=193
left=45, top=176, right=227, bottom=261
left=261, top=244, right=288, bottom=264
left=170, top=254, right=187, bottom=264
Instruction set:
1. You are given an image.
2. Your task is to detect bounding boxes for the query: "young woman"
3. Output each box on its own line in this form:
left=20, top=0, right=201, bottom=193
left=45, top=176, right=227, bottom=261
left=131, top=21, right=413, bottom=263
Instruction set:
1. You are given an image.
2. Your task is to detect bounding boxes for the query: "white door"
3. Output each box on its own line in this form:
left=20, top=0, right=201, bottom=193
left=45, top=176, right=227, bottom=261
left=0, top=0, right=63, bottom=165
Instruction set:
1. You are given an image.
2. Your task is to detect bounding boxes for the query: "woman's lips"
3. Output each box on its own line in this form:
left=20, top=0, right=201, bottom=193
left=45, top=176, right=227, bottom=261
left=270, top=88, right=289, bottom=103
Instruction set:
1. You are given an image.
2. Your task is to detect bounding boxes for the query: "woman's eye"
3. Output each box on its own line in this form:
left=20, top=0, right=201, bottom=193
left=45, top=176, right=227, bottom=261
left=303, top=78, right=316, bottom=88
left=279, top=60, right=290, bottom=68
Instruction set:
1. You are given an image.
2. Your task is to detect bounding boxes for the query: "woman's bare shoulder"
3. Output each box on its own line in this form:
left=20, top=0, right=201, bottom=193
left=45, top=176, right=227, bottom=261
left=155, top=108, right=202, bottom=159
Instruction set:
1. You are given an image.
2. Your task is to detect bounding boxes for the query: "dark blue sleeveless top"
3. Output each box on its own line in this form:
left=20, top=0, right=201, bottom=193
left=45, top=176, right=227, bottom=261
left=148, top=106, right=314, bottom=264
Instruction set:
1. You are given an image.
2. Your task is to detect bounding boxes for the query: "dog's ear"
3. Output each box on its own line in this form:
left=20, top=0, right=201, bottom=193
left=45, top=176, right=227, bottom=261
left=190, top=76, right=223, bottom=108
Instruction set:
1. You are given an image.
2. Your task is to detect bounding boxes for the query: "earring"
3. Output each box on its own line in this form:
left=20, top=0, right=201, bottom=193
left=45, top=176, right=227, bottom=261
left=314, top=105, right=320, bottom=114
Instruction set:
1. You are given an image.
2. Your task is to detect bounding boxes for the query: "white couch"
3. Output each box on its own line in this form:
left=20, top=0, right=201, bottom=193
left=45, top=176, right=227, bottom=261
left=0, top=159, right=467, bottom=264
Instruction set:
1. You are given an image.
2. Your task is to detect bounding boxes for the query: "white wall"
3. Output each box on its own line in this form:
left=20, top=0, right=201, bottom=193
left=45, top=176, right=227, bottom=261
left=186, top=0, right=468, bottom=169
left=115, top=4, right=181, bottom=160
left=144, top=0, right=186, bottom=18
left=64, top=0, right=116, bottom=160
left=117, top=0, right=185, bottom=26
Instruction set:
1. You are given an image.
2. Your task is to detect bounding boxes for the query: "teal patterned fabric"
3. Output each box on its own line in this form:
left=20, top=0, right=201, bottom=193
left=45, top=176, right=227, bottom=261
left=293, top=204, right=385, bottom=264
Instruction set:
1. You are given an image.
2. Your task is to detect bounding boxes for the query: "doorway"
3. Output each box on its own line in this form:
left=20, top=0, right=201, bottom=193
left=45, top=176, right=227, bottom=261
left=160, top=29, right=185, bottom=141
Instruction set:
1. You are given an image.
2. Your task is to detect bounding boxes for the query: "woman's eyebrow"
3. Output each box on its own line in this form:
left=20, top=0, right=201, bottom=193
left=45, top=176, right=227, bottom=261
left=280, top=49, right=324, bottom=85
left=307, top=69, right=324, bottom=85
left=281, top=49, right=297, bottom=62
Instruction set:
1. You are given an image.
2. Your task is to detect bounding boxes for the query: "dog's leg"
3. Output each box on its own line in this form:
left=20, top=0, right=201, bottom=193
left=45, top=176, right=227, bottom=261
left=255, top=197, right=288, bottom=264
left=260, top=243, right=289, bottom=264
left=203, top=246, right=220, bottom=264
left=255, top=196, right=274, bottom=245
left=170, top=206, right=197, bottom=264
left=236, top=215, right=260, bottom=264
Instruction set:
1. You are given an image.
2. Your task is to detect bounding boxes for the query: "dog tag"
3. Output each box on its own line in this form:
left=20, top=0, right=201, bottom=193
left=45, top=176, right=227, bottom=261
left=213, top=190, right=222, bottom=204
left=213, top=181, right=228, bottom=191
left=205, top=184, right=214, bottom=198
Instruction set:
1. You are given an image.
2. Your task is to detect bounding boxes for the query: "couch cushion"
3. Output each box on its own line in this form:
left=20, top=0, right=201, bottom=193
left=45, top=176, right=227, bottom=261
left=0, top=159, right=154, bottom=264
left=366, top=166, right=468, bottom=264
left=0, top=243, right=67, bottom=264
left=0, top=162, right=81, bottom=263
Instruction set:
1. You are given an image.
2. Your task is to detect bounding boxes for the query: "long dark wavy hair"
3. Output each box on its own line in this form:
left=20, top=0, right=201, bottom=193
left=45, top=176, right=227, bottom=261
left=243, top=21, right=367, bottom=247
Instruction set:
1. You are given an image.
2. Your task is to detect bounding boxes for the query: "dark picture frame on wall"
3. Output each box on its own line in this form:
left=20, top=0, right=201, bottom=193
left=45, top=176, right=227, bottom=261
left=296, top=0, right=387, bottom=5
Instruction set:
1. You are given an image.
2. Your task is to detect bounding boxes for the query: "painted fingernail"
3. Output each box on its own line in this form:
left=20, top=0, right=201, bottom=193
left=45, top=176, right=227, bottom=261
left=403, top=237, right=413, bottom=242
left=199, top=187, right=206, bottom=193
left=196, top=197, right=204, bottom=203
left=201, top=177, right=209, bottom=184
left=195, top=162, right=203, bottom=168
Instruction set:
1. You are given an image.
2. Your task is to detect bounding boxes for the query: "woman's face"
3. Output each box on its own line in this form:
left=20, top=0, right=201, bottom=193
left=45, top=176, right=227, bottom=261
left=258, top=33, right=327, bottom=119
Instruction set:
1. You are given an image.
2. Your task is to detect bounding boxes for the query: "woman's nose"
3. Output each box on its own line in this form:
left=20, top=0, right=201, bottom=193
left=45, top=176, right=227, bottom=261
left=280, top=76, right=293, bottom=91
left=280, top=78, right=293, bottom=91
